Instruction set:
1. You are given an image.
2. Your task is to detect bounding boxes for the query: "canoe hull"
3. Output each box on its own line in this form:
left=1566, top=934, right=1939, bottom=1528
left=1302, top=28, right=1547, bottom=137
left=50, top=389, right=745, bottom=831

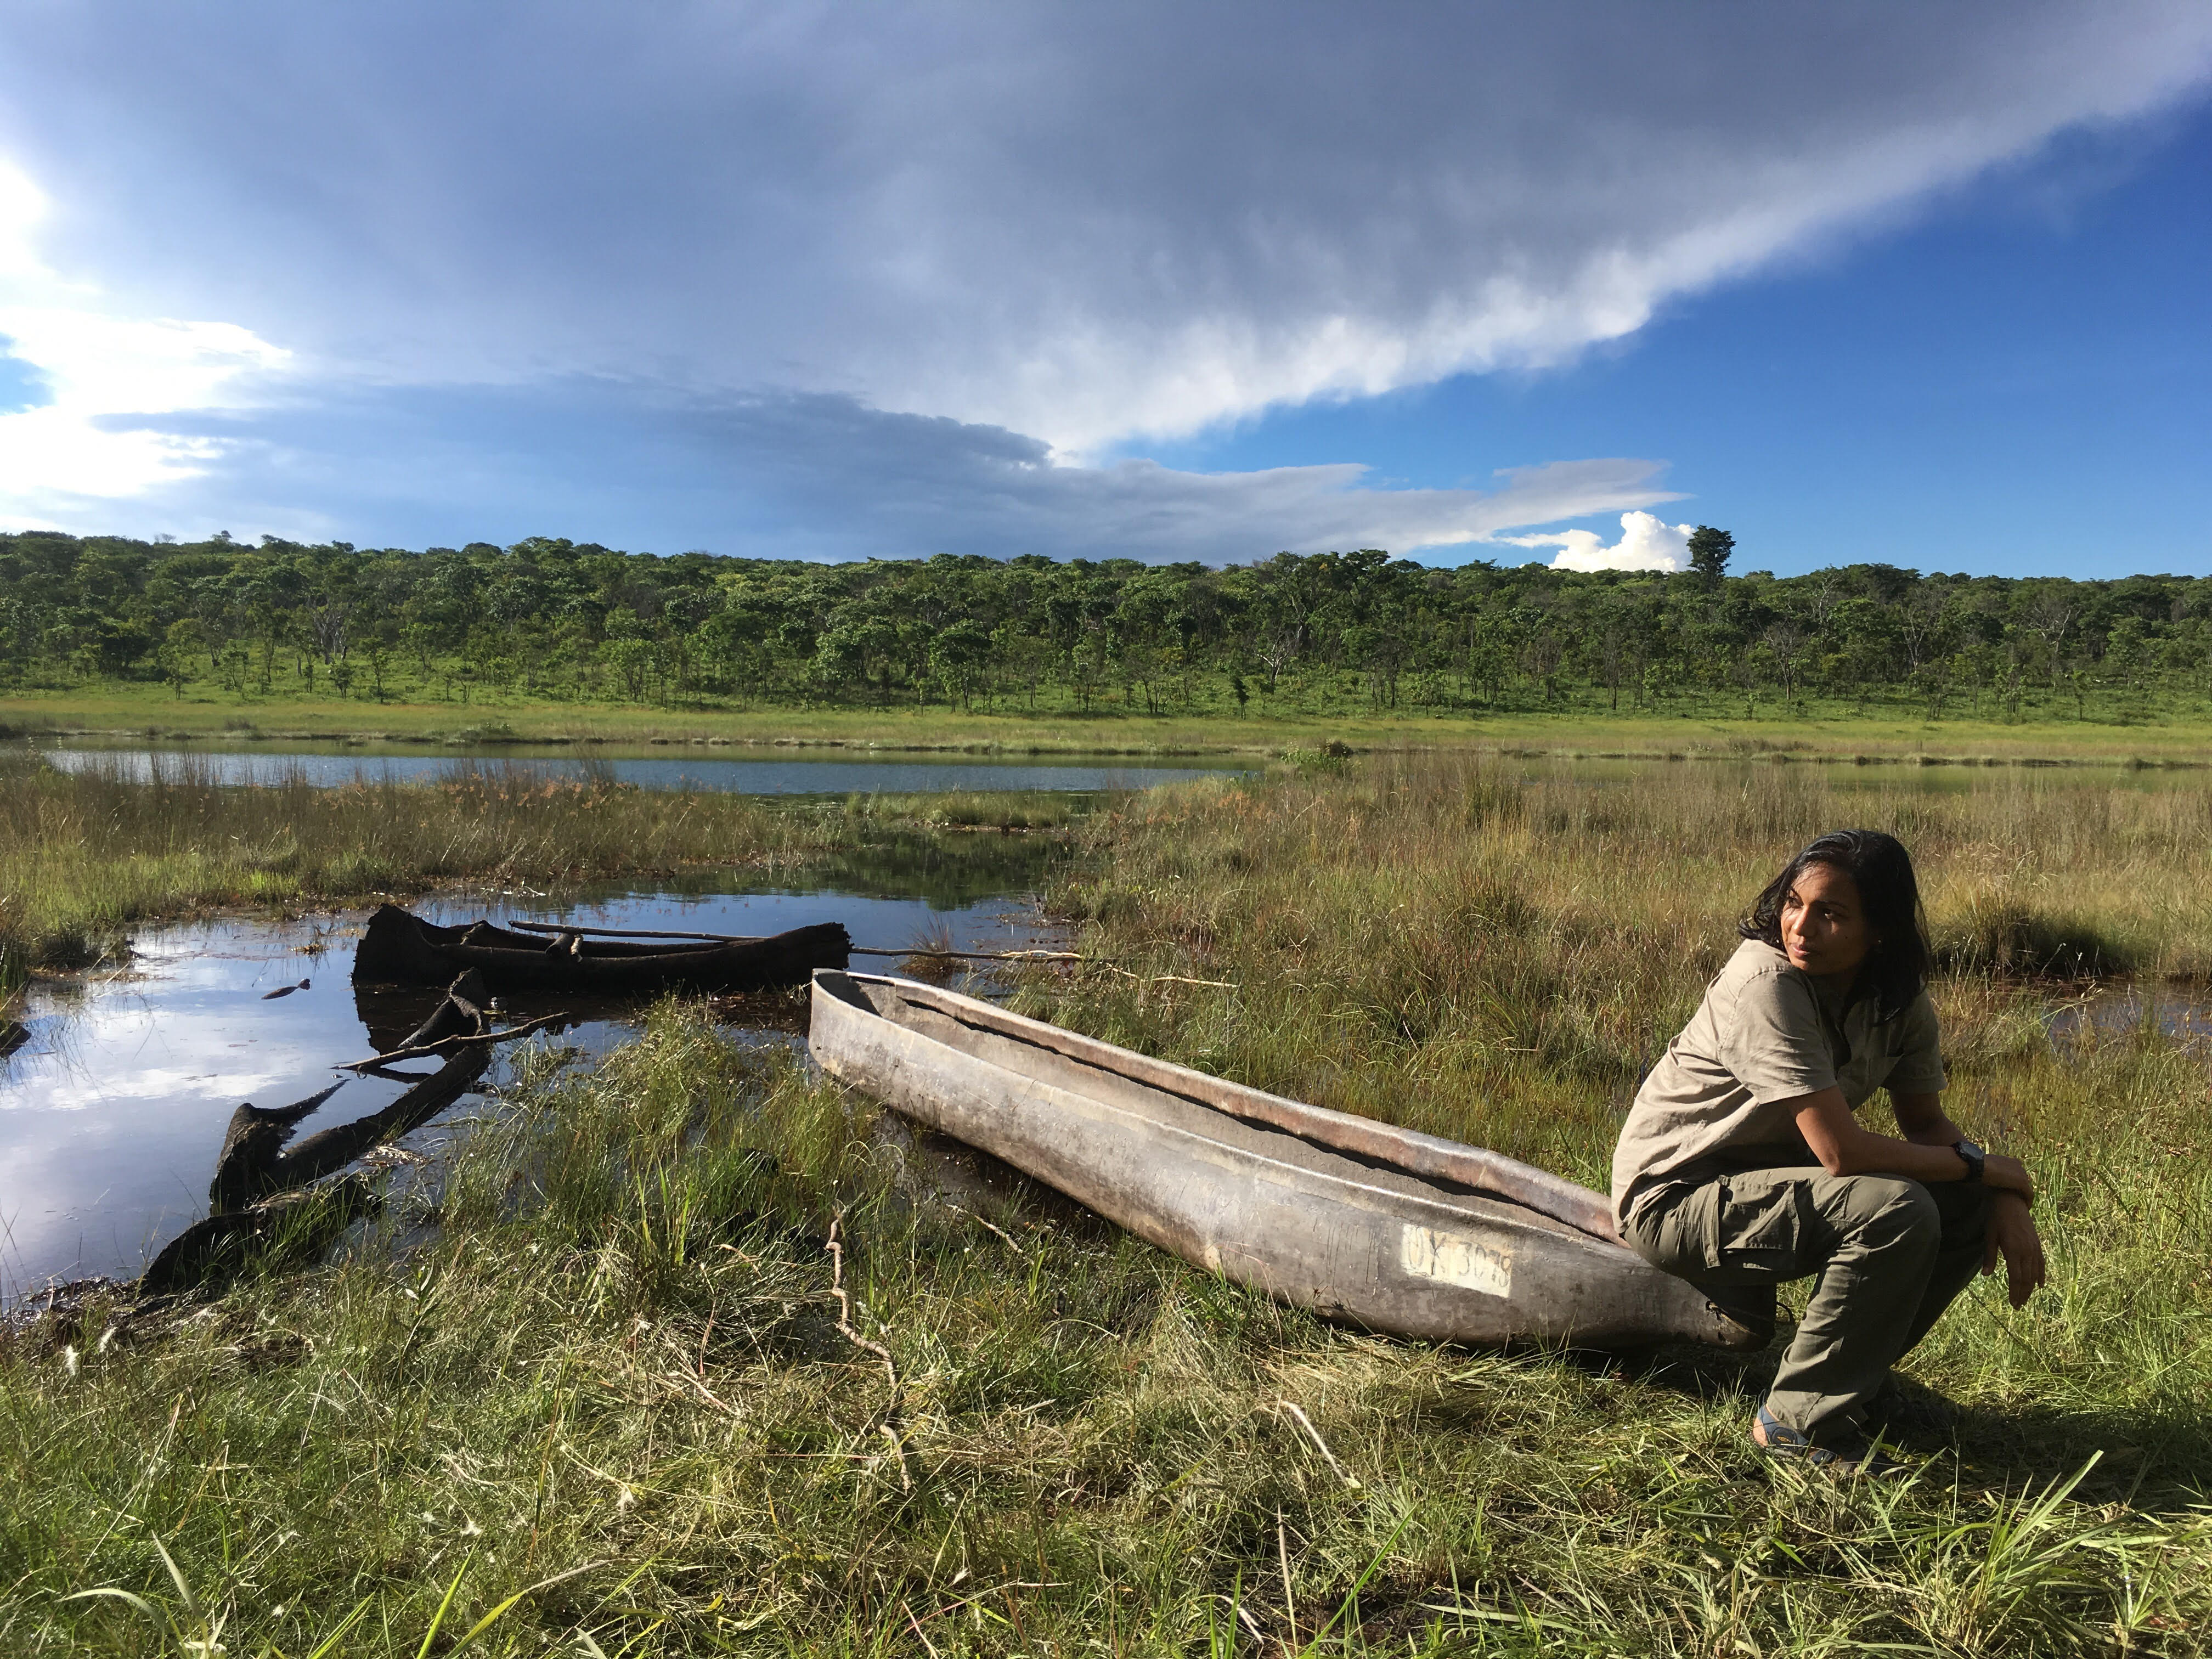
left=809, top=971, right=1754, bottom=1351
left=353, top=903, right=850, bottom=994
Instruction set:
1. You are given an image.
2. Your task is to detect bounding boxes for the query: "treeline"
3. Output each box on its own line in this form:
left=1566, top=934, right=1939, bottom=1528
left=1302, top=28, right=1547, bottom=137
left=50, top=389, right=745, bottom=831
left=1, top=529, right=2205, bottom=723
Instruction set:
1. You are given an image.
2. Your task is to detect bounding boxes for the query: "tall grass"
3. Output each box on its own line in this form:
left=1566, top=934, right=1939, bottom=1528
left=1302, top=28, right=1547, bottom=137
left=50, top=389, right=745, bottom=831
left=0, top=752, right=832, bottom=985
left=6, top=1000, right=2207, bottom=1654
left=2, top=754, right=2209, bottom=1652
left=1040, top=754, right=2212, bottom=1178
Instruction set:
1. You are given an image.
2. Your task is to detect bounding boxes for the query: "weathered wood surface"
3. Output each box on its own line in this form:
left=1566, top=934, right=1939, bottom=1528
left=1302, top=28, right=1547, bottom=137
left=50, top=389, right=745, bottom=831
left=148, top=973, right=501, bottom=1293
left=142, top=1175, right=381, bottom=1295
left=353, top=902, right=850, bottom=994
left=206, top=972, right=492, bottom=1213
left=809, top=970, right=1757, bottom=1351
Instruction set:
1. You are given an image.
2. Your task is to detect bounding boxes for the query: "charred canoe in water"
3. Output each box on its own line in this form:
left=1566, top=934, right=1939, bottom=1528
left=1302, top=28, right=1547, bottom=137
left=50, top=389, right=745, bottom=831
left=809, top=969, right=1758, bottom=1351
left=353, top=903, right=850, bottom=994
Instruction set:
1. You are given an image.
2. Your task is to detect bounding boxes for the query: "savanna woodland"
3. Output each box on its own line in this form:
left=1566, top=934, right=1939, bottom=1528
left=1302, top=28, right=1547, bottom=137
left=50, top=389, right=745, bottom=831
left=5, top=526, right=2212, bottom=1655
left=3, top=529, right=2208, bottom=722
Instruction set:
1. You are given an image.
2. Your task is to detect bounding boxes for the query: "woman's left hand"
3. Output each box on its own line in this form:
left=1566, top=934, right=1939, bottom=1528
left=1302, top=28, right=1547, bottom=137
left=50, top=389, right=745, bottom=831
left=1983, top=1189, right=2047, bottom=1308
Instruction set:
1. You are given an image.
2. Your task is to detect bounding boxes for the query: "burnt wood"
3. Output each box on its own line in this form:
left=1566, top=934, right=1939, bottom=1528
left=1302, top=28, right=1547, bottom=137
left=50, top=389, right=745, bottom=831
left=142, top=1175, right=382, bottom=1295
left=352, top=902, right=850, bottom=994
left=207, top=973, right=493, bottom=1213
left=809, top=969, right=1759, bottom=1352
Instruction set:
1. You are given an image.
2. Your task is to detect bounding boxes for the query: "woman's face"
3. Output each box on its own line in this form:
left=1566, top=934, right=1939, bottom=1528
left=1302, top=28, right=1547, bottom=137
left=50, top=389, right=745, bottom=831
left=1779, top=861, right=1876, bottom=981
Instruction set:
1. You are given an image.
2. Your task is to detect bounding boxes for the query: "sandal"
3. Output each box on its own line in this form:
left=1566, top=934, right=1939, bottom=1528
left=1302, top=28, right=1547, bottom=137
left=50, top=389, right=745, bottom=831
left=1754, top=1406, right=1910, bottom=1478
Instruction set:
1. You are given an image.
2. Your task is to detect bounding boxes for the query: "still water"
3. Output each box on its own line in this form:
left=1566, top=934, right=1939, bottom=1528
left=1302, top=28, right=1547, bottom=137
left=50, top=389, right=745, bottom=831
left=0, top=882, right=1056, bottom=1298
left=33, top=742, right=1247, bottom=794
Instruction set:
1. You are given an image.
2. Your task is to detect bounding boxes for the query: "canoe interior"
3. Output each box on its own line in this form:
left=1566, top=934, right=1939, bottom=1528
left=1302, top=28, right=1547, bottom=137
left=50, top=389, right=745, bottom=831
left=820, top=972, right=1596, bottom=1245
left=811, top=970, right=1759, bottom=1351
left=383, top=908, right=746, bottom=960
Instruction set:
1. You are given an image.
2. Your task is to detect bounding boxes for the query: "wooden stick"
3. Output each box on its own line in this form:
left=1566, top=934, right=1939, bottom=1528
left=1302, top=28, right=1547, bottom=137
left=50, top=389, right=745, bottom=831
left=332, top=1011, right=572, bottom=1071
left=850, top=946, right=1084, bottom=962
left=508, top=919, right=757, bottom=943
left=1101, top=964, right=1236, bottom=989
left=506, top=916, right=1086, bottom=964
left=826, top=1214, right=913, bottom=1489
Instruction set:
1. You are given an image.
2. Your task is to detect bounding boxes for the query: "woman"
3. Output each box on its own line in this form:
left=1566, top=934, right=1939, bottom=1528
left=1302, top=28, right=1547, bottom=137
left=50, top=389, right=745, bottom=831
left=1611, top=829, right=2046, bottom=1472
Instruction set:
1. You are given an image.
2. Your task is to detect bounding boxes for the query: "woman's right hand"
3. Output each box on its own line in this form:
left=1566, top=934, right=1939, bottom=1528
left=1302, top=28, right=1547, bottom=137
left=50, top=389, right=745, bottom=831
left=1984, top=1152, right=2035, bottom=1203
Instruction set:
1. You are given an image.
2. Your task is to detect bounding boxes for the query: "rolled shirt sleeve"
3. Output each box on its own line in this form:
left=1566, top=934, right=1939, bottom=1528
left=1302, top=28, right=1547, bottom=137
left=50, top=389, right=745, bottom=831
left=1717, top=967, right=1838, bottom=1105
left=1879, top=990, right=1947, bottom=1096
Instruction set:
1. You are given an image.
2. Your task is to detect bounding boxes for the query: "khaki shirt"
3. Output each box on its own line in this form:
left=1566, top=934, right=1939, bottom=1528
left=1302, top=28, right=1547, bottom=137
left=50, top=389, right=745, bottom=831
left=1610, top=939, right=1945, bottom=1227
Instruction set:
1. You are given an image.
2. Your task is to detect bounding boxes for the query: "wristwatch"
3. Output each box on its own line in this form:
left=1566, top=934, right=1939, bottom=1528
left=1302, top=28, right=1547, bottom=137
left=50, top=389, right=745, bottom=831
left=1953, top=1138, right=1985, bottom=1183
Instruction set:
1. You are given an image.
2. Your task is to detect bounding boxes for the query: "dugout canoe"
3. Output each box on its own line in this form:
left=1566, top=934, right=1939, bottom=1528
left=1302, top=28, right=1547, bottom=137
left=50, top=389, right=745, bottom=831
left=353, top=902, right=850, bottom=994
left=809, top=970, right=1759, bottom=1351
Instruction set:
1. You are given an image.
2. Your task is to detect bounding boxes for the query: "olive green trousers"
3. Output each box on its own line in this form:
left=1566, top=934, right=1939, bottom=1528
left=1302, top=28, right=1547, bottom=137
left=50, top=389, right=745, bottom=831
left=1623, top=1162, right=1989, bottom=1443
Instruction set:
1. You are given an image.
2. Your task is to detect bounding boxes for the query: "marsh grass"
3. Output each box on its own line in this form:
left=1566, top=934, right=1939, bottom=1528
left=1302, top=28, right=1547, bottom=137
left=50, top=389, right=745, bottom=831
left=22, top=682, right=2212, bottom=768
left=5, top=998, right=2208, bottom=1655
left=3, top=754, right=2210, bottom=1652
left=1041, top=755, right=2212, bottom=1174
left=842, top=789, right=1091, bottom=832
left=0, top=753, right=968, bottom=987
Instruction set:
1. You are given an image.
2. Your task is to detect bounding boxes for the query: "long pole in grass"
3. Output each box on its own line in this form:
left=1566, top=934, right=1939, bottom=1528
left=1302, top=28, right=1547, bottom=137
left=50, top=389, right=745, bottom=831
left=506, top=917, right=1081, bottom=962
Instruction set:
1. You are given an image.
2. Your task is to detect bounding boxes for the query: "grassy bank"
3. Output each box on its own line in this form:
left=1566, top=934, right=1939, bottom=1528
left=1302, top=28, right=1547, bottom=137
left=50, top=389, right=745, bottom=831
left=0, top=754, right=1085, bottom=989
left=0, top=752, right=807, bottom=987
left=12, top=685, right=2212, bottom=765
left=1048, top=751, right=2212, bottom=1173
left=4, top=757, right=2211, bottom=1652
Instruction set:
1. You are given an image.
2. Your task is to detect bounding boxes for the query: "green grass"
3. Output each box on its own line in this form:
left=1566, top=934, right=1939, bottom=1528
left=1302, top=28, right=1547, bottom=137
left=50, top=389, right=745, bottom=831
left=4, top=755, right=2210, bottom=1652
left=14, top=681, right=2212, bottom=764
left=0, top=754, right=1087, bottom=989
left=0, top=752, right=809, bottom=987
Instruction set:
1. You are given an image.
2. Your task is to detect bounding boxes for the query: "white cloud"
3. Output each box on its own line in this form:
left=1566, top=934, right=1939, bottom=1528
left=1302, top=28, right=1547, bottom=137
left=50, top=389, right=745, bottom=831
left=0, top=156, right=43, bottom=278
left=672, top=396, right=1686, bottom=561
left=1500, top=511, right=1694, bottom=573
left=0, top=154, right=292, bottom=520
left=0, top=6, right=2206, bottom=547
left=1, top=3, right=2207, bottom=458
left=115, top=386, right=1682, bottom=563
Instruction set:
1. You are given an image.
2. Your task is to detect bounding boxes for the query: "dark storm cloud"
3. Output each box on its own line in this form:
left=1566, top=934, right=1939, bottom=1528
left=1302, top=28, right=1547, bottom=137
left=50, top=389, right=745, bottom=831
left=1, top=2, right=2207, bottom=547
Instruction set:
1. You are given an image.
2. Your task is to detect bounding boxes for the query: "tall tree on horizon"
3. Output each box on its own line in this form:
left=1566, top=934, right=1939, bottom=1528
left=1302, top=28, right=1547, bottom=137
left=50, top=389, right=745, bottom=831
left=1687, top=526, right=1735, bottom=589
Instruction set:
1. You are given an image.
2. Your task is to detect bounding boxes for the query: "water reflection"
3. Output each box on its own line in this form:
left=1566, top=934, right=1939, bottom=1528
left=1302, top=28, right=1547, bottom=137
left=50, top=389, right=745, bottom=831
left=34, top=742, right=1246, bottom=794
left=2043, top=982, right=2212, bottom=1052
left=0, top=881, right=1056, bottom=1298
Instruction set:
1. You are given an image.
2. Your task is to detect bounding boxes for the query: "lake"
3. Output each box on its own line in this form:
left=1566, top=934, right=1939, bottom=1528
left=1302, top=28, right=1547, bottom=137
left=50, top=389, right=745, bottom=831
left=0, top=879, right=1058, bottom=1300
left=29, top=741, right=1249, bottom=794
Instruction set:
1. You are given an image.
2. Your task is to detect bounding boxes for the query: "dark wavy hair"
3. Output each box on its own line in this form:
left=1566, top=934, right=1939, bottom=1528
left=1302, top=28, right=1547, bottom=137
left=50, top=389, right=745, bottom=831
left=1740, top=828, right=1932, bottom=1020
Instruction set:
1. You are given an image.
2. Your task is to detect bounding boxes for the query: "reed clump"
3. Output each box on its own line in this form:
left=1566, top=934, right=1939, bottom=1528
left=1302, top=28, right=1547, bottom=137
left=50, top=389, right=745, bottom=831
left=841, top=788, right=1088, bottom=832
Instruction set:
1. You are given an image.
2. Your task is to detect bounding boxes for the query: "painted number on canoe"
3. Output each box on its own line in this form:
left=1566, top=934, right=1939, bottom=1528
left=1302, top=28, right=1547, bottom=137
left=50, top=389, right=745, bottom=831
left=1398, top=1224, right=1514, bottom=1299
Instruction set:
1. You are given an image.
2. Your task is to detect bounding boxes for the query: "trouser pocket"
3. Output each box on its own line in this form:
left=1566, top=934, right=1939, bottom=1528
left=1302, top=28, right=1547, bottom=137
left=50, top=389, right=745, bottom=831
left=1708, top=1175, right=1809, bottom=1275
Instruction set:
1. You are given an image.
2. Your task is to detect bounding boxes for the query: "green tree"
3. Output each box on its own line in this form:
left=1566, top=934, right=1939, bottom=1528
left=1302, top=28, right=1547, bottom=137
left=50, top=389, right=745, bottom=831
left=1686, top=526, right=1735, bottom=589
left=158, top=618, right=203, bottom=698
left=930, top=619, right=994, bottom=711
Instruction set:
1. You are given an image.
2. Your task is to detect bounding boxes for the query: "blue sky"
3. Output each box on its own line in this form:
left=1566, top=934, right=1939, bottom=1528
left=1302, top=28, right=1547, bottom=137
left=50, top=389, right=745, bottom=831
left=1143, top=103, right=2212, bottom=578
left=0, top=2, right=2208, bottom=577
